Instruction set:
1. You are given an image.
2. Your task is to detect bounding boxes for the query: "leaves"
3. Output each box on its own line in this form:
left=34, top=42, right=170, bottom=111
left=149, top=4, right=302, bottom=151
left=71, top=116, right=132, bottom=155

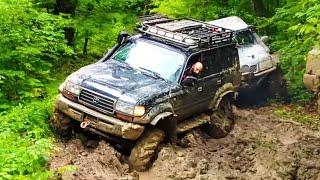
left=0, top=95, right=55, bottom=179
left=261, top=0, right=320, bottom=100
left=0, top=0, right=72, bottom=107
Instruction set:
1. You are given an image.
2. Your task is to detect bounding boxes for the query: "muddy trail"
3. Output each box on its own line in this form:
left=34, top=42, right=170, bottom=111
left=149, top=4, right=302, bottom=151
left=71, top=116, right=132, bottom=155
left=48, top=105, right=320, bottom=180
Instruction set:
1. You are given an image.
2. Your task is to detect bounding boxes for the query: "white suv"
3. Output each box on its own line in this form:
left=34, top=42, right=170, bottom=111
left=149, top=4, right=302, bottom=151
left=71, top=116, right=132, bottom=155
left=208, top=16, right=286, bottom=100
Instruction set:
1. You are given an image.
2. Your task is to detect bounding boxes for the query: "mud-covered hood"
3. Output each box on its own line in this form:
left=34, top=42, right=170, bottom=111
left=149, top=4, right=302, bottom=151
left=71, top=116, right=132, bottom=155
left=76, top=60, right=177, bottom=104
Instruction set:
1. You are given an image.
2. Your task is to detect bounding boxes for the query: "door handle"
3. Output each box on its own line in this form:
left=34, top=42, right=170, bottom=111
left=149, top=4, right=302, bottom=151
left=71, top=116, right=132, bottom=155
left=217, top=79, right=222, bottom=85
left=198, top=87, right=203, bottom=92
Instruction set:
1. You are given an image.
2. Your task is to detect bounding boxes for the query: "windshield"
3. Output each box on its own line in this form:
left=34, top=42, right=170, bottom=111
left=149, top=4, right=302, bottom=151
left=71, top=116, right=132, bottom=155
left=112, top=39, right=185, bottom=82
left=235, top=30, right=255, bottom=45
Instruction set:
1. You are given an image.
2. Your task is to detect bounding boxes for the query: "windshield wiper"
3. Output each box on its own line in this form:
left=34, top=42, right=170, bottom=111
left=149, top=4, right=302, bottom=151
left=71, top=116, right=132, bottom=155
left=138, top=67, right=167, bottom=82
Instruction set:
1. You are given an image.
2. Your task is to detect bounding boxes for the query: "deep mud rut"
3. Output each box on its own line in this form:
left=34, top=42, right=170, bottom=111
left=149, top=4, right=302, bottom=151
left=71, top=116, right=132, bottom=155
left=48, top=105, right=320, bottom=180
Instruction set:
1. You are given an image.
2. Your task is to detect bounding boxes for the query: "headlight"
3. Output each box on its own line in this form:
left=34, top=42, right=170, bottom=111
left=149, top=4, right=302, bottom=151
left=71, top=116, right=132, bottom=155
left=115, top=100, right=145, bottom=117
left=64, top=81, right=81, bottom=96
left=259, top=59, right=273, bottom=71
left=61, top=72, right=88, bottom=95
left=133, top=106, right=145, bottom=117
left=239, top=65, right=250, bottom=73
left=115, top=100, right=135, bottom=115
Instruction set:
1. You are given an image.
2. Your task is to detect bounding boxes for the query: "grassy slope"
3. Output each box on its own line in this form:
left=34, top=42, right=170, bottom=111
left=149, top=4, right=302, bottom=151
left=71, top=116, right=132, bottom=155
left=0, top=82, right=58, bottom=179
left=0, top=57, right=95, bottom=179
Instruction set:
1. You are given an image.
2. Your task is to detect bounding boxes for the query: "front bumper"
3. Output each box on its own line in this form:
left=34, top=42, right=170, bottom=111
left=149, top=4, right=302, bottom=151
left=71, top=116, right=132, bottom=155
left=240, top=66, right=277, bottom=90
left=55, top=94, right=145, bottom=140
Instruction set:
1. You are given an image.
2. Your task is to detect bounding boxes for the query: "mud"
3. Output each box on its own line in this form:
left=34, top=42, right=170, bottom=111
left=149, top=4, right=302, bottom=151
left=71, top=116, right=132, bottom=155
left=49, top=105, right=320, bottom=180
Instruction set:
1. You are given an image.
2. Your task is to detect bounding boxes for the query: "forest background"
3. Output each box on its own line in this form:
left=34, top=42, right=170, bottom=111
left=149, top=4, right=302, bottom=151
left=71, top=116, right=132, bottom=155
left=0, top=0, right=319, bottom=178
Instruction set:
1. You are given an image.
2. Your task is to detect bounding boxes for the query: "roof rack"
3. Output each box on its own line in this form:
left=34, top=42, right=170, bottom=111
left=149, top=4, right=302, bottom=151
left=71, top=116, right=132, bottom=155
left=138, top=15, right=234, bottom=49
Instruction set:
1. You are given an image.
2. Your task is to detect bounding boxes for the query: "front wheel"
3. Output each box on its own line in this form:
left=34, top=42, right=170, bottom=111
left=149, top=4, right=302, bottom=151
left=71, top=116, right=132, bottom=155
left=203, top=95, right=235, bottom=138
left=50, top=109, right=73, bottom=137
left=264, top=68, right=288, bottom=102
left=129, top=128, right=164, bottom=171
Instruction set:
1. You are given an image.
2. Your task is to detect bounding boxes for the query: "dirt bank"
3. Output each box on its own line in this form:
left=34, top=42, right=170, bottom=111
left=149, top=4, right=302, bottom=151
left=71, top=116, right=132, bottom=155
left=48, top=105, right=320, bottom=179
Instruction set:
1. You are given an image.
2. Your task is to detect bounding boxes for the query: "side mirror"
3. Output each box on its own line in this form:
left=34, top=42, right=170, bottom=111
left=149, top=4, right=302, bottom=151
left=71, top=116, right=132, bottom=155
left=117, top=31, right=129, bottom=45
left=182, top=76, right=198, bottom=86
left=261, top=36, right=269, bottom=44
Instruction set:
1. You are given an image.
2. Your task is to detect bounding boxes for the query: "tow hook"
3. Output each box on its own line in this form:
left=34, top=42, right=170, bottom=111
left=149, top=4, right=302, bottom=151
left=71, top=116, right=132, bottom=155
left=80, top=120, right=90, bottom=129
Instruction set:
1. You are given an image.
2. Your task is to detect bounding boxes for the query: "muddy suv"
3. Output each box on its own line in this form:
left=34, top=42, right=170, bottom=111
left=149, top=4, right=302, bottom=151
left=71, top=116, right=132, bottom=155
left=51, top=15, right=240, bottom=171
left=208, top=16, right=286, bottom=100
left=303, top=47, right=320, bottom=112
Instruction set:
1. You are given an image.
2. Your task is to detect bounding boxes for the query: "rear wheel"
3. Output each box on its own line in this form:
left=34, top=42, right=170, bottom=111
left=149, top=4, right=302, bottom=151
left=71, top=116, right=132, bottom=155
left=203, top=95, right=235, bottom=138
left=50, top=109, right=73, bottom=137
left=129, top=128, right=164, bottom=171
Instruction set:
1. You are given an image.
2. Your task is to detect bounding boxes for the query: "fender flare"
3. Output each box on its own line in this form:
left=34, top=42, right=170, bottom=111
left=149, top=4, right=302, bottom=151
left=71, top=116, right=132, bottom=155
left=210, top=83, right=237, bottom=110
left=137, top=102, right=174, bottom=124
left=150, top=112, right=173, bottom=125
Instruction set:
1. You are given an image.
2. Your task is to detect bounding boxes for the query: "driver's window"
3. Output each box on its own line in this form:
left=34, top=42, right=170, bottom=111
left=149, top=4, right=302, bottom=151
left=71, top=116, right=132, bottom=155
left=181, top=54, right=203, bottom=82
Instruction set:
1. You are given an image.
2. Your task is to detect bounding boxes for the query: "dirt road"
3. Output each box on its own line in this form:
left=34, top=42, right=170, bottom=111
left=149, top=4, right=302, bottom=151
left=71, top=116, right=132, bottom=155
left=48, top=105, right=320, bottom=179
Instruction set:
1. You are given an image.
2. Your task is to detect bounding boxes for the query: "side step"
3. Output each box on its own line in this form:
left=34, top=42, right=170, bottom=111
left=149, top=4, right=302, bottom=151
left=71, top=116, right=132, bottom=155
left=177, top=114, right=210, bottom=133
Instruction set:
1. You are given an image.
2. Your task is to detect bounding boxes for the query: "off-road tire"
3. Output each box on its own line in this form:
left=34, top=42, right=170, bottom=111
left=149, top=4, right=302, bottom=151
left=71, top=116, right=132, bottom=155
left=129, top=128, right=165, bottom=171
left=204, top=95, right=235, bottom=138
left=50, top=109, right=73, bottom=137
left=264, top=68, right=288, bottom=102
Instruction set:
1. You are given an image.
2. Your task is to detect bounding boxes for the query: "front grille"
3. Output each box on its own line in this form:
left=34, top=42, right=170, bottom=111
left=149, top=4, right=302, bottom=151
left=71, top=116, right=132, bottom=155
left=250, top=65, right=257, bottom=73
left=79, top=89, right=115, bottom=115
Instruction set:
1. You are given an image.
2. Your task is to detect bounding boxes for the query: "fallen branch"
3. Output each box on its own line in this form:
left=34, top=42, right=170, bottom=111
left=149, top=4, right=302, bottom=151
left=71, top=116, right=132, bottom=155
left=278, top=119, right=302, bottom=126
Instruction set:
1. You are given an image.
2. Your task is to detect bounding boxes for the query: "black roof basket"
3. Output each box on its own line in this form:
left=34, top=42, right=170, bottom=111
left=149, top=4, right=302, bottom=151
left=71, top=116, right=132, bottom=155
left=138, top=14, right=234, bottom=49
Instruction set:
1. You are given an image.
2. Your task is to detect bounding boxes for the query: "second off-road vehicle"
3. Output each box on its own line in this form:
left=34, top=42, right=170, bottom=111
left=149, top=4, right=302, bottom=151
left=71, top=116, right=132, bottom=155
left=50, top=15, right=241, bottom=171
left=208, top=16, right=286, bottom=101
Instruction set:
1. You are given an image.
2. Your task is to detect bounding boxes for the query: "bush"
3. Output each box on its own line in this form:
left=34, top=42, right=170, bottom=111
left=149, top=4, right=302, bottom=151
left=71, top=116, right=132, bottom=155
left=261, top=0, right=320, bottom=100
left=0, top=97, right=55, bottom=179
left=0, top=0, right=72, bottom=107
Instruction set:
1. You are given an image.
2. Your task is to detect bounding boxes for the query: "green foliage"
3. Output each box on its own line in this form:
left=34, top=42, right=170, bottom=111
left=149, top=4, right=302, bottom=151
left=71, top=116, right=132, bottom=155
left=1, top=0, right=319, bottom=177
left=261, top=0, right=320, bottom=100
left=0, top=0, right=73, bottom=108
left=152, top=0, right=255, bottom=22
left=274, top=104, right=320, bottom=129
left=0, top=95, right=56, bottom=179
left=73, top=0, right=142, bottom=56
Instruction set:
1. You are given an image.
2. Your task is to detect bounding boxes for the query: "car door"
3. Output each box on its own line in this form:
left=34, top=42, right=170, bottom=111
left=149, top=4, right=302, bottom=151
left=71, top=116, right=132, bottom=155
left=197, top=49, right=223, bottom=109
left=173, top=54, right=208, bottom=120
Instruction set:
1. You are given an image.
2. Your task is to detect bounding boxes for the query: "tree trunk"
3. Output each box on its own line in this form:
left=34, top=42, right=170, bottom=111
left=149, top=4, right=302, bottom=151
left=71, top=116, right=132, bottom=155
left=54, top=0, right=76, bottom=16
left=83, top=37, right=89, bottom=55
left=251, top=0, right=267, bottom=17
left=54, top=0, right=77, bottom=46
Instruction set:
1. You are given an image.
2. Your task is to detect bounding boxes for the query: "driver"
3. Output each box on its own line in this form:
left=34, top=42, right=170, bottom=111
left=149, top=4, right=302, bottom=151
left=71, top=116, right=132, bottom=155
left=182, top=62, right=204, bottom=81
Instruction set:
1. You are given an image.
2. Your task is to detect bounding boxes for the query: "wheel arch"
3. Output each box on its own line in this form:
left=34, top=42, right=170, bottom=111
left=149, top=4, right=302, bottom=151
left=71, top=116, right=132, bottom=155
left=210, top=83, right=237, bottom=110
left=150, top=111, right=174, bottom=125
left=139, top=102, right=174, bottom=125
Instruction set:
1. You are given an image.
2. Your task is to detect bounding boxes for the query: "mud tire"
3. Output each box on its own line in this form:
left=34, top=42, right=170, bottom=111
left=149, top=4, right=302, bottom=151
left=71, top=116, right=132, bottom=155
left=129, top=128, right=165, bottom=171
left=264, top=68, right=288, bottom=102
left=204, top=95, right=235, bottom=138
left=50, top=109, right=73, bottom=137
